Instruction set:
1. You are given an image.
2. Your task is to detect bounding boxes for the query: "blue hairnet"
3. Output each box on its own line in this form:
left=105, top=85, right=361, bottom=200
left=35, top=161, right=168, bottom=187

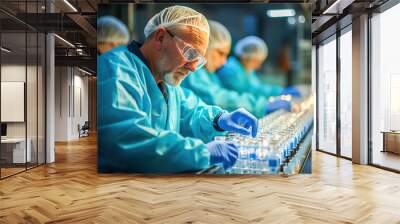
left=208, top=20, right=231, bottom=49
left=234, top=36, right=268, bottom=60
left=144, top=6, right=209, bottom=38
left=97, top=16, right=129, bottom=44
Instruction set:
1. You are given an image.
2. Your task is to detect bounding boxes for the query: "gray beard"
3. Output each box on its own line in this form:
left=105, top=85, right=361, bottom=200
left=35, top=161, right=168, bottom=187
left=163, top=72, right=181, bottom=86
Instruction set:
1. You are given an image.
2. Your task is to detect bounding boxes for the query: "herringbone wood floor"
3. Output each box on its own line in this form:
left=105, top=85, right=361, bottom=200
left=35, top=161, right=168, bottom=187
left=1, top=134, right=400, bottom=224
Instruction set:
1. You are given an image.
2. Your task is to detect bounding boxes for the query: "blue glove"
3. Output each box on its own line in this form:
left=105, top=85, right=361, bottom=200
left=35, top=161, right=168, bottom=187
left=265, top=100, right=291, bottom=114
left=206, top=141, right=238, bottom=169
left=217, top=108, right=258, bottom=137
left=281, top=86, right=301, bottom=98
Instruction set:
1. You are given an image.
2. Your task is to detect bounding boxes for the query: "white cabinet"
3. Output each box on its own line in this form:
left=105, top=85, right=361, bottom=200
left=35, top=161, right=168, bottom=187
left=1, top=138, right=31, bottom=163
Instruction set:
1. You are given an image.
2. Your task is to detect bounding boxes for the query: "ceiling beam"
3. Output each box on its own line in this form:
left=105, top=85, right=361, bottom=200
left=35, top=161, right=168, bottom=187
left=55, top=55, right=96, bottom=73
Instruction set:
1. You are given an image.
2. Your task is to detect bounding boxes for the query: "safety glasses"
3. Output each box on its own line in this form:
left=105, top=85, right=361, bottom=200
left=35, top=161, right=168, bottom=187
left=166, top=29, right=207, bottom=70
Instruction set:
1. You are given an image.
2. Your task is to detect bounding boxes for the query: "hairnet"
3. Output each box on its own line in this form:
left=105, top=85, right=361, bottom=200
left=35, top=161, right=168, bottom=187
left=234, top=36, right=268, bottom=60
left=97, top=16, right=130, bottom=44
left=144, top=6, right=209, bottom=38
left=207, top=20, right=231, bottom=49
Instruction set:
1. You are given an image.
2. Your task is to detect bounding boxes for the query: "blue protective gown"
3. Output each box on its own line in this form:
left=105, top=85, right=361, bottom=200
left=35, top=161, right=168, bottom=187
left=217, top=56, right=283, bottom=98
left=97, top=46, right=226, bottom=174
left=181, top=67, right=267, bottom=118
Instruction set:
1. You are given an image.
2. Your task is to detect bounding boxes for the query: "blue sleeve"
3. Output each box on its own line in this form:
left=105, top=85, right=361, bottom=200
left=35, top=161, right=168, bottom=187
left=217, top=64, right=244, bottom=91
left=182, top=69, right=267, bottom=118
left=217, top=60, right=283, bottom=98
left=178, top=87, right=226, bottom=143
left=97, top=50, right=210, bottom=174
left=248, top=72, right=284, bottom=97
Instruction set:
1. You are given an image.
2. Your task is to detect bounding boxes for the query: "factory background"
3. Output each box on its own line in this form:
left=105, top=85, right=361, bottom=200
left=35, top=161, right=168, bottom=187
left=99, top=3, right=312, bottom=87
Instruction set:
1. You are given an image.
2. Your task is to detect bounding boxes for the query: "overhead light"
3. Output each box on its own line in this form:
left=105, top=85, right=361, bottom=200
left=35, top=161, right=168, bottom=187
left=267, top=9, right=295, bottom=18
left=63, top=0, right=78, bottom=12
left=323, top=0, right=354, bottom=15
left=78, top=67, right=92, bottom=76
left=54, top=34, right=75, bottom=48
left=298, top=15, right=306, bottom=24
left=1, top=47, right=11, bottom=53
left=288, top=17, right=296, bottom=25
left=323, top=0, right=341, bottom=14
left=76, top=48, right=85, bottom=55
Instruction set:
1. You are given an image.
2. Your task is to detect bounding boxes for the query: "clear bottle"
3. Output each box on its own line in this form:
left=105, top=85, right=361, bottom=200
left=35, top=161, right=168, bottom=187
left=258, top=141, right=269, bottom=174
left=267, top=143, right=282, bottom=174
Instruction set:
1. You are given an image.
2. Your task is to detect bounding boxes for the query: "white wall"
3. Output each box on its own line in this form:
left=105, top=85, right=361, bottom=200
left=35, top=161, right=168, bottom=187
left=72, top=73, right=89, bottom=138
left=55, top=66, right=69, bottom=141
left=54, top=67, right=89, bottom=141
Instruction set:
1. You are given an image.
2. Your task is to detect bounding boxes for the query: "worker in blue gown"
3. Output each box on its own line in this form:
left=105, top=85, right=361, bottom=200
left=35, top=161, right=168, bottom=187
left=181, top=20, right=292, bottom=118
left=217, top=36, right=302, bottom=98
left=97, top=16, right=130, bottom=55
left=97, top=6, right=258, bottom=174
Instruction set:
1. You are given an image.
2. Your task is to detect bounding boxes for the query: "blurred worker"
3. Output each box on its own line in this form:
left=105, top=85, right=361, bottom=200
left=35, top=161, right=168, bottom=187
left=98, top=6, right=258, bottom=174
left=217, top=36, right=301, bottom=98
left=97, top=16, right=130, bottom=54
left=181, top=20, right=291, bottom=118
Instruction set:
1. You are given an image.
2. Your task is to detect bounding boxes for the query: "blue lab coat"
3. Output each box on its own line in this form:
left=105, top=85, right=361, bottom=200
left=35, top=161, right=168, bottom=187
left=97, top=45, right=226, bottom=174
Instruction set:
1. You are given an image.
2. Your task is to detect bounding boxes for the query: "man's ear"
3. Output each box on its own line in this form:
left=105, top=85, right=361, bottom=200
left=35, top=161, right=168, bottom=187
left=111, top=42, right=120, bottom=48
left=152, top=29, right=166, bottom=51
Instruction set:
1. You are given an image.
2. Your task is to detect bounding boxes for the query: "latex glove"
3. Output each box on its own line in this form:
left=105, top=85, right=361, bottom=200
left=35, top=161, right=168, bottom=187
left=206, top=141, right=238, bottom=169
left=281, top=86, right=301, bottom=98
left=217, top=108, right=258, bottom=137
left=265, top=100, right=292, bottom=114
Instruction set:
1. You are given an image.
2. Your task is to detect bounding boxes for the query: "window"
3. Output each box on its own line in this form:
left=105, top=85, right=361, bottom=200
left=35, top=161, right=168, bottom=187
left=371, top=3, right=400, bottom=171
left=0, top=1, right=46, bottom=179
left=317, top=36, right=337, bottom=154
left=339, top=28, right=352, bottom=158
